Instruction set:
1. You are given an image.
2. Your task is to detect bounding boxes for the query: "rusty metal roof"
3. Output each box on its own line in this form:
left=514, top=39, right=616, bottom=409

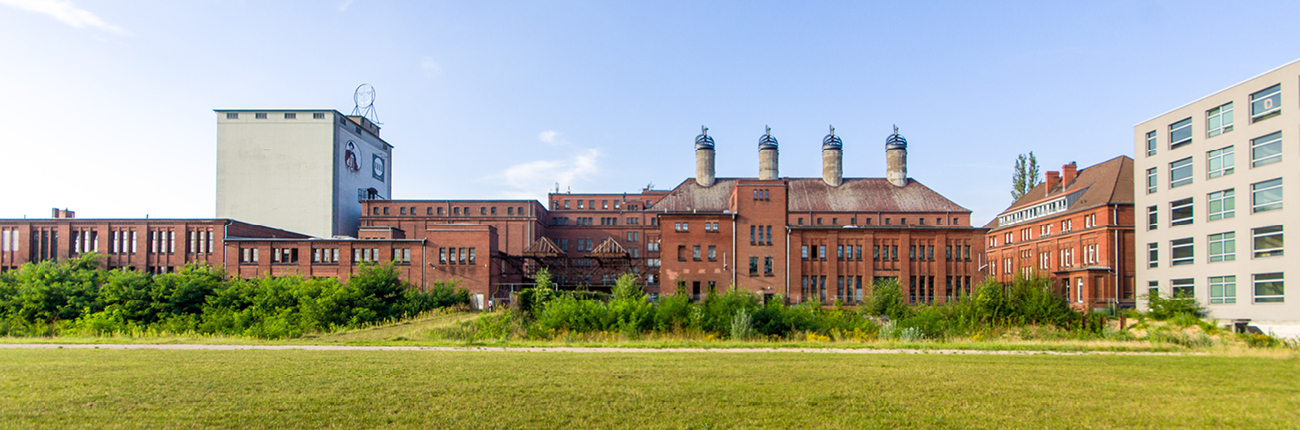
left=787, top=178, right=969, bottom=213
left=651, top=177, right=970, bottom=213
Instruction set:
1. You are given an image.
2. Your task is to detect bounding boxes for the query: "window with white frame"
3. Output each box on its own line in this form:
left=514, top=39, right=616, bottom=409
left=1252, top=226, right=1283, bottom=258
left=1253, top=273, right=1284, bottom=303
left=1208, top=232, right=1235, bottom=263
left=1146, top=167, right=1158, bottom=194
left=1207, top=102, right=1234, bottom=137
left=1251, top=178, right=1282, bottom=213
left=1170, top=198, right=1194, bottom=226
left=1147, top=242, right=1158, bottom=268
left=1172, top=278, right=1195, bottom=299
left=1207, top=146, right=1234, bottom=178
left=1171, top=238, right=1194, bottom=266
left=1210, top=276, right=1236, bottom=304
left=1145, top=130, right=1157, bottom=157
left=1169, top=117, right=1193, bottom=149
left=1170, top=157, right=1193, bottom=188
left=1040, top=252, right=1050, bottom=270
left=1250, top=131, right=1282, bottom=168
left=1207, top=189, right=1235, bottom=221
left=1250, top=84, right=1281, bottom=122
left=1147, top=205, right=1158, bottom=230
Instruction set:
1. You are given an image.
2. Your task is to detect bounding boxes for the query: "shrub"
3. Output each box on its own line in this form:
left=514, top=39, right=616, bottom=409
left=729, top=309, right=754, bottom=340
left=1144, top=290, right=1208, bottom=320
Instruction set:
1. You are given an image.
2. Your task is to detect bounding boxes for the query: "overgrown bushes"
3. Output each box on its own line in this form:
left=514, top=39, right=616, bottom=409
left=0, top=254, right=469, bottom=338
left=477, top=272, right=1105, bottom=343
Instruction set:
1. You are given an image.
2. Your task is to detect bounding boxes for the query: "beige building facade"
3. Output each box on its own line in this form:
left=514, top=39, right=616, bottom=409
left=215, top=110, right=392, bottom=239
left=1134, top=59, right=1298, bottom=330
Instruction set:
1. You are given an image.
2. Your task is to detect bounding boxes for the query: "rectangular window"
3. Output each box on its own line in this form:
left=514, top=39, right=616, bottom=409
left=1171, top=278, right=1194, bottom=299
left=692, top=245, right=701, bottom=261
left=707, top=245, right=716, bottom=261
left=1210, top=276, right=1236, bottom=304
left=1207, top=189, right=1235, bottom=221
left=1250, top=131, right=1282, bottom=168
left=837, top=245, right=844, bottom=260
left=1251, top=178, right=1282, bottom=213
left=284, top=112, right=296, bottom=119
left=1207, top=146, right=1234, bottom=178
left=1250, top=84, right=1281, bottom=122
left=313, top=112, right=325, bottom=119
left=749, top=257, right=758, bottom=275
left=1145, top=130, right=1157, bottom=156
left=255, top=112, right=267, bottom=119
left=1252, top=226, right=1283, bottom=258
left=1146, top=205, right=1158, bottom=230
left=1169, top=117, right=1192, bottom=149
left=764, top=257, right=773, bottom=275
left=1207, top=102, right=1233, bottom=137
left=1146, top=167, right=1158, bottom=194
left=1208, top=232, right=1235, bottom=263
left=1171, top=238, right=1194, bottom=266
left=801, top=245, right=809, bottom=259
left=1253, top=273, right=1284, bottom=303
left=1169, top=157, right=1193, bottom=188
left=1170, top=198, right=1193, bottom=226
left=468, top=248, right=475, bottom=264
left=225, top=112, right=238, bottom=119
left=1201, top=102, right=1232, bottom=137
left=766, top=226, right=772, bottom=245
left=818, top=245, right=827, bottom=260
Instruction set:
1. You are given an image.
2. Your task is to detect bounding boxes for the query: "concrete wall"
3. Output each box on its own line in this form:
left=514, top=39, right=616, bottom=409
left=1134, top=59, right=1299, bottom=324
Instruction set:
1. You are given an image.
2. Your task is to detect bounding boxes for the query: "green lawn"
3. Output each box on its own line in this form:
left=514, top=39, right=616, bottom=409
left=2, top=349, right=1297, bottom=429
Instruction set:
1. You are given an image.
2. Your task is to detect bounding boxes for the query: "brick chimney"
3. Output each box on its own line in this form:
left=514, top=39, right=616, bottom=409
left=1045, top=171, right=1060, bottom=196
left=1062, top=162, right=1078, bottom=186
left=52, top=208, right=75, bottom=219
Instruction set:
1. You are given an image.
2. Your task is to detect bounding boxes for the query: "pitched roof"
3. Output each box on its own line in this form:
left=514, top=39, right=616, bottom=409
left=590, top=237, right=629, bottom=258
left=786, top=178, right=969, bottom=213
left=650, top=177, right=970, bottom=213
left=984, top=156, right=1134, bottom=231
left=522, top=237, right=563, bottom=257
left=650, top=179, right=738, bottom=212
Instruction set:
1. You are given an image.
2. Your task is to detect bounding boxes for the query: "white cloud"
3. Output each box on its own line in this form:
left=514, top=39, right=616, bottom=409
left=0, top=0, right=126, bottom=34
left=537, top=130, right=560, bottom=144
left=337, top=0, right=354, bottom=11
left=420, top=56, right=440, bottom=76
left=495, top=148, right=600, bottom=199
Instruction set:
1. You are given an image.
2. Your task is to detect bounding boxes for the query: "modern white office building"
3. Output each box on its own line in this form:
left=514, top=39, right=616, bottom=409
left=1134, top=59, right=1297, bottom=334
left=215, top=110, right=392, bottom=238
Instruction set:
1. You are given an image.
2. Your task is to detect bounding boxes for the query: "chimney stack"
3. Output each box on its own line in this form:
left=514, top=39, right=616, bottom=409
left=885, top=125, right=908, bottom=187
left=822, top=126, right=843, bottom=187
left=1045, top=171, right=1060, bottom=197
left=1062, top=162, right=1078, bottom=185
left=694, top=126, right=716, bottom=187
left=758, top=126, right=779, bottom=180
left=52, top=208, right=75, bottom=219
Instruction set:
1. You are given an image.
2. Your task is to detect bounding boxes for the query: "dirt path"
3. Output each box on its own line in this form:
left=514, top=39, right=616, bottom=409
left=0, top=343, right=1188, bottom=355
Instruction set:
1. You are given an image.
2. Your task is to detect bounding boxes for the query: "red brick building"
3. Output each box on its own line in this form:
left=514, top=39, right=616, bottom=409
left=3, top=127, right=988, bottom=307
left=983, top=156, right=1137, bottom=309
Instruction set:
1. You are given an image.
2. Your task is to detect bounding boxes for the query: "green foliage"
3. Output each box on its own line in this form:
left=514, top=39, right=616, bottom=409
left=862, top=278, right=909, bottom=319
left=1144, top=290, right=1208, bottom=320
left=1011, top=151, right=1041, bottom=201
left=0, top=257, right=465, bottom=338
left=729, top=309, right=754, bottom=340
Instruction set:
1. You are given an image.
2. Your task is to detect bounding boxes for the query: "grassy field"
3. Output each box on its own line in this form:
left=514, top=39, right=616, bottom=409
left=2, top=349, right=1298, bottom=428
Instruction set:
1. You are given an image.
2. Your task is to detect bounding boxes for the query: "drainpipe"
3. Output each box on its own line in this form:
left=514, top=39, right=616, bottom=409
left=785, top=225, right=791, bottom=301
left=1112, top=205, right=1120, bottom=308
left=731, top=212, right=737, bottom=292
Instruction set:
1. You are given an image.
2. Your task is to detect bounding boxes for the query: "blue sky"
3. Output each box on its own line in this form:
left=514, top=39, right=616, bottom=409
left=2, top=0, right=1299, bottom=225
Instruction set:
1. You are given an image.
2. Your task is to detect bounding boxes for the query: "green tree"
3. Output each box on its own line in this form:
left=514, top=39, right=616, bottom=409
left=1011, top=152, right=1041, bottom=201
